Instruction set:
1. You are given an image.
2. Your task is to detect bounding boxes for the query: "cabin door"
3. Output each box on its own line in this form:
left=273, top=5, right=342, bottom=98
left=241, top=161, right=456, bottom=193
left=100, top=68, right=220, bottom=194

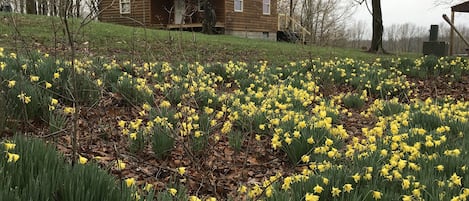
left=174, top=0, right=185, bottom=24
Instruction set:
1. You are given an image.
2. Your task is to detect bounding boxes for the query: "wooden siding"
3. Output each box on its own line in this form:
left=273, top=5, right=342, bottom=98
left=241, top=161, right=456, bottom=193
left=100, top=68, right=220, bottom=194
left=98, top=0, right=276, bottom=34
left=99, top=0, right=152, bottom=26
left=224, top=0, right=277, bottom=32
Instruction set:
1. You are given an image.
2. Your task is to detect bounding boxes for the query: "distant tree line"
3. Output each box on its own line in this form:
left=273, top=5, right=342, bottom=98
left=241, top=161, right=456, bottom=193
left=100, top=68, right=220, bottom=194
left=0, top=0, right=97, bottom=17
left=346, top=21, right=469, bottom=55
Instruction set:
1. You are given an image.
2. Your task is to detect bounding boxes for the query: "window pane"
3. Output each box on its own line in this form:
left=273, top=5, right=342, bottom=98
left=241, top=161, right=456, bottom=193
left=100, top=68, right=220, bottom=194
left=235, top=0, right=242, bottom=11
left=121, top=3, right=130, bottom=13
left=263, top=0, right=270, bottom=14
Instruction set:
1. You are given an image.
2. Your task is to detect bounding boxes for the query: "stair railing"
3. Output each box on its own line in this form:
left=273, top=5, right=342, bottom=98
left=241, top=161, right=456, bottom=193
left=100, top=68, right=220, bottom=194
left=278, top=14, right=311, bottom=44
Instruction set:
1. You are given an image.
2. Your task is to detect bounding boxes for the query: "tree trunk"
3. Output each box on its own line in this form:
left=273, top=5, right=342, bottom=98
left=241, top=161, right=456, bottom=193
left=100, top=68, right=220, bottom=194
left=202, top=0, right=216, bottom=34
left=369, top=0, right=385, bottom=53
left=26, top=0, right=37, bottom=14
left=76, top=0, right=80, bottom=17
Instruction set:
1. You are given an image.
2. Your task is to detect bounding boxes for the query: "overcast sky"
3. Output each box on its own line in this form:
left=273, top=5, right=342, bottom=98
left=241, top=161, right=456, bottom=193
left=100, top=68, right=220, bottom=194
left=353, top=0, right=469, bottom=30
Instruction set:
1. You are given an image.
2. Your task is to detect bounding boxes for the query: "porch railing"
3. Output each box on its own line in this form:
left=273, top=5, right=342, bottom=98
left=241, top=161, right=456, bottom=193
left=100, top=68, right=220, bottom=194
left=278, top=14, right=311, bottom=44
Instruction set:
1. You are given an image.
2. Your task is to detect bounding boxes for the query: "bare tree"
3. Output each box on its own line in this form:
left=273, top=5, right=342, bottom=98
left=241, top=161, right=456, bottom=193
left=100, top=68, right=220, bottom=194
left=300, top=0, right=353, bottom=45
left=368, top=0, right=385, bottom=53
left=347, top=20, right=368, bottom=48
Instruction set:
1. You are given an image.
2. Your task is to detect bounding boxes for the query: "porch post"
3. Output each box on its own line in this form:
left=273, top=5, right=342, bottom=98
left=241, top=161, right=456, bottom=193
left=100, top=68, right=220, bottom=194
left=450, top=11, right=455, bottom=55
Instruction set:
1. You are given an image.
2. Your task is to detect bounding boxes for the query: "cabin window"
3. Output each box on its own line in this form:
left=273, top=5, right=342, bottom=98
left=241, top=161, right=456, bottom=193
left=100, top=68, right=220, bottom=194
left=198, top=0, right=204, bottom=12
left=120, top=0, right=130, bottom=14
left=234, top=0, right=243, bottom=12
left=263, top=0, right=270, bottom=15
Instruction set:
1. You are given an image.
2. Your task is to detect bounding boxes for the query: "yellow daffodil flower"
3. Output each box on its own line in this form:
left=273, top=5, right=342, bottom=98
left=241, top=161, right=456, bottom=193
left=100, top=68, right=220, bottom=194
left=168, top=188, right=177, bottom=196
left=177, top=167, right=186, bottom=176
left=6, top=152, right=20, bottom=163
left=78, top=155, right=88, bottom=164
left=125, top=178, right=135, bottom=187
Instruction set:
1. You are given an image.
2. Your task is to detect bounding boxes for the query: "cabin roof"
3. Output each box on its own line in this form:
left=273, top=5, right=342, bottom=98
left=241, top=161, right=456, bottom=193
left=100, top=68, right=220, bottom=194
left=452, top=1, right=469, bottom=12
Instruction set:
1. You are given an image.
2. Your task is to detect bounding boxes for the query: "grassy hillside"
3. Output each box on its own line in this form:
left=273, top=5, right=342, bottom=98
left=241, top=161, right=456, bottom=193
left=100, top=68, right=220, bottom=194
left=0, top=12, right=416, bottom=64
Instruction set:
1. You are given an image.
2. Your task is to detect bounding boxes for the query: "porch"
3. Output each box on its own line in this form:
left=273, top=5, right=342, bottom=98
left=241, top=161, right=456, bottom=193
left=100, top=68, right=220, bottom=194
left=166, top=22, right=225, bottom=29
left=152, top=0, right=225, bottom=29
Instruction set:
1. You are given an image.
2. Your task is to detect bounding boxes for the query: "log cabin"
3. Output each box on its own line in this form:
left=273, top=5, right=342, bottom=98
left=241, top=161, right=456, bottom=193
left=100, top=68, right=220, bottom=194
left=98, top=0, right=278, bottom=41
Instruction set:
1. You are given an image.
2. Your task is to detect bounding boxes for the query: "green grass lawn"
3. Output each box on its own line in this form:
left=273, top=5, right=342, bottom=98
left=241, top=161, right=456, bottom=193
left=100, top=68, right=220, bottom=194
left=0, top=12, right=418, bottom=65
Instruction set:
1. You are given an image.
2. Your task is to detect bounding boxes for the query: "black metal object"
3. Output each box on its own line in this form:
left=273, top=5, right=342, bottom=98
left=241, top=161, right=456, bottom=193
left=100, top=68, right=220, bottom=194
left=429, top=25, right=439, bottom=41
left=423, top=25, right=449, bottom=57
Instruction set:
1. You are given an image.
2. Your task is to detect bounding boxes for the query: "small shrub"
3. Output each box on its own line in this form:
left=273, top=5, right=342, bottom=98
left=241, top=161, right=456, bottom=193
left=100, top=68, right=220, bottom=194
left=129, top=130, right=146, bottom=153
left=380, top=102, right=404, bottom=116
left=410, top=112, right=442, bottom=131
left=48, top=110, right=68, bottom=134
left=228, top=130, right=244, bottom=152
left=152, top=125, right=175, bottom=159
left=190, top=131, right=209, bottom=153
left=343, top=94, right=365, bottom=109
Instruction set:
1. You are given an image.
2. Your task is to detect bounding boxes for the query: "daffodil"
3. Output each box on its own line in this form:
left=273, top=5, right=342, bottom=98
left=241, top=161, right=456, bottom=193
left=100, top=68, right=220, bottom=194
left=118, top=120, right=126, bottom=128
left=30, top=75, right=40, bottom=82
left=372, top=190, right=382, bottom=200
left=51, top=98, right=59, bottom=105
left=343, top=183, right=353, bottom=193
left=116, top=159, right=126, bottom=170
left=402, top=179, right=410, bottom=190
left=189, top=196, right=202, bottom=201
left=331, top=187, right=341, bottom=197
left=7, top=80, right=15, bottom=88
left=237, top=185, right=247, bottom=193
left=125, top=178, right=135, bottom=187
left=144, top=183, right=153, bottom=191
left=3, top=142, right=16, bottom=151
left=6, top=152, right=20, bottom=163
left=45, top=82, right=52, bottom=89
left=352, top=173, right=361, bottom=183
left=177, top=167, right=186, bottom=176
left=313, top=184, right=324, bottom=194
left=305, top=193, right=319, bottom=201
left=255, top=134, right=261, bottom=141
left=168, top=188, right=177, bottom=196
left=96, top=79, right=103, bottom=87
left=129, top=132, right=137, bottom=140
left=450, top=173, right=462, bottom=186
left=301, top=155, right=310, bottom=163
left=63, top=107, right=75, bottom=115
left=159, top=100, right=171, bottom=108
left=78, top=155, right=88, bottom=164
left=17, top=92, right=31, bottom=104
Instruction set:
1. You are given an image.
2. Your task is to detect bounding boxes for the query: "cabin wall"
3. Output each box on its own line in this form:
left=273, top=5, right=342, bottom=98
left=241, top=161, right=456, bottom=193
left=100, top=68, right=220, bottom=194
left=99, top=0, right=152, bottom=26
left=224, top=0, right=277, bottom=40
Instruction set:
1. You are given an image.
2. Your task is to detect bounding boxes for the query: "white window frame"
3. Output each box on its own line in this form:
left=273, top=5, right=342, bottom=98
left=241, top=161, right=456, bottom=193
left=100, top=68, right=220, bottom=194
left=234, top=0, right=243, bottom=12
left=120, top=0, right=131, bottom=14
left=263, top=0, right=270, bottom=15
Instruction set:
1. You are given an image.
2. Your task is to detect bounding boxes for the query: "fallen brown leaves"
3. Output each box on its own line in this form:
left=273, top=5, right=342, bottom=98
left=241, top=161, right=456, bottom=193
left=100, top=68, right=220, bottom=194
left=13, top=75, right=469, bottom=200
